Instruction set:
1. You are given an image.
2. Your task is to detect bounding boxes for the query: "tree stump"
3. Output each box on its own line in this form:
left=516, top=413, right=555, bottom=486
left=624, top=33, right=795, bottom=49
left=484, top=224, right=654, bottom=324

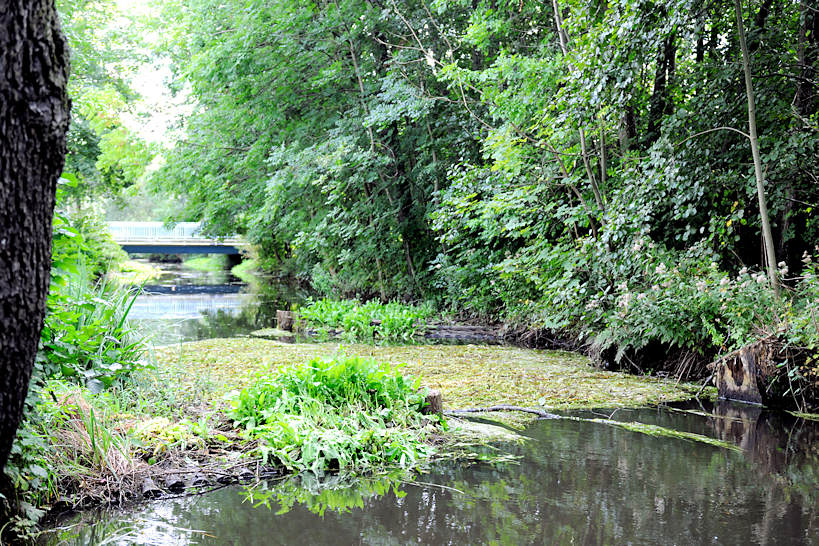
left=712, top=337, right=778, bottom=405
left=423, top=389, right=443, bottom=415
left=277, top=310, right=294, bottom=332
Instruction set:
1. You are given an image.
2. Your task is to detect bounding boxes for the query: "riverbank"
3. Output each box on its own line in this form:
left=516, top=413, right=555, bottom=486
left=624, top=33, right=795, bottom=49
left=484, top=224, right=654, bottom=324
left=8, top=340, right=708, bottom=529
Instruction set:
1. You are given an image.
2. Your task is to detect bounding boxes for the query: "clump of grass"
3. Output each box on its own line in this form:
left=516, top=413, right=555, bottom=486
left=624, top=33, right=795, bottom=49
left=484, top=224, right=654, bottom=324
left=6, top=383, right=142, bottom=515
left=40, top=262, right=148, bottom=391
left=229, top=354, right=439, bottom=473
left=299, top=298, right=435, bottom=342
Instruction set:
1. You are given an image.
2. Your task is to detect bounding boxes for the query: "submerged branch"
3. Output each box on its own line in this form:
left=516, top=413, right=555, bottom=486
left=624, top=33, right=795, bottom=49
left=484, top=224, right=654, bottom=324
left=445, top=406, right=561, bottom=419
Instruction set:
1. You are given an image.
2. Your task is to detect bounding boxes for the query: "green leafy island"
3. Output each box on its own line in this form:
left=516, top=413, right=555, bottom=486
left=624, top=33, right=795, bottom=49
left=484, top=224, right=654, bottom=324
left=298, top=298, right=435, bottom=342
left=229, top=354, right=437, bottom=473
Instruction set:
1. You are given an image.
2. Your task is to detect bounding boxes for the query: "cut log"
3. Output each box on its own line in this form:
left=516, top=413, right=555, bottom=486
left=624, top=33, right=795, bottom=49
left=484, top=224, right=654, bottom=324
left=277, top=310, right=294, bottom=332
left=422, top=389, right=443, bottom=415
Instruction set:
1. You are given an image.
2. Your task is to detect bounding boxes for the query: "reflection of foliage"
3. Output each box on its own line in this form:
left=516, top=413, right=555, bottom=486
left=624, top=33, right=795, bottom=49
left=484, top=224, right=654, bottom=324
left=245, top=471, right=410, bottom=517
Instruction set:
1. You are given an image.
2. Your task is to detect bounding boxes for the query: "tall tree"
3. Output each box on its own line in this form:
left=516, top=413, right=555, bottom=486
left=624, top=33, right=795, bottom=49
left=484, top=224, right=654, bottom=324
left=0, top=0, right=70, bottom=471
left=735, top=0, right=779, bottom=297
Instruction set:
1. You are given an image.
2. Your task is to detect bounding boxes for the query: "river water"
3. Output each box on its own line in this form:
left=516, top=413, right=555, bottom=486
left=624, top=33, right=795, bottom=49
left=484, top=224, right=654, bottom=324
left=44, top=261, right=819, bottom=545
left=126, top=261, right=307, bottom=345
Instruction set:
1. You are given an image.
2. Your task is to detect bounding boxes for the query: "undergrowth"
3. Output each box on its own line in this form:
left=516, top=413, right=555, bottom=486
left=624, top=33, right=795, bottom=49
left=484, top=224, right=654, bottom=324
left=229, top=354, right=441, bottom=474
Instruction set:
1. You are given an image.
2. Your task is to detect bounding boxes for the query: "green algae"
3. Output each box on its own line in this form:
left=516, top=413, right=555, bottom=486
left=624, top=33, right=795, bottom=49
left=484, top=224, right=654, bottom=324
left=580, top=419, right=742, bottom=452
left=154, top=338, right=706, bottom=416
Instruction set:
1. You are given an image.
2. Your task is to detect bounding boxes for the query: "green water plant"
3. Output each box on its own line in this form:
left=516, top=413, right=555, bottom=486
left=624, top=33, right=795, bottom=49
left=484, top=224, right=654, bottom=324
left=299, top=299, right=434, bottom=342
left=229, top=354, right=438, bottom=473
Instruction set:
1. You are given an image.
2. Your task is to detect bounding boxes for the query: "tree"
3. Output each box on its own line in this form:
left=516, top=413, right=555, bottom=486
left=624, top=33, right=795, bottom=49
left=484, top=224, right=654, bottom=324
left=734, top=0, right=779, bottom=297
left=0, top=0, right=70, bottom=471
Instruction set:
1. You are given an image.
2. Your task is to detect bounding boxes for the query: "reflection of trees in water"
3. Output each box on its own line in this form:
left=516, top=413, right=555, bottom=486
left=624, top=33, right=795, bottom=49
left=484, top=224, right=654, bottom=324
left=188, top=278, right=309, bottom=338
left=247, top=409, right=819, bottom=545
left=135, top=278, right=311, bottom=344
left=47, top=408, right=819, bottom=545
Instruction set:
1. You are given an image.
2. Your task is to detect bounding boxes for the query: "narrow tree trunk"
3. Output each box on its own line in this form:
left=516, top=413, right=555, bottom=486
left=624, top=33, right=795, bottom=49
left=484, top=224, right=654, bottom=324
left=551, top=0, right=604, bottom=212
left=580, top=128, right=604, bottom=209
left=793, top=1, right=818, bottom=118
left=647, top=34, right=676, bottom=144
left=734, top=0, right=779, bottom=297
left=347, top=38, right=388, bottom=299
left=598, top=113, right=607, bottom=188
left=0, top=0, right=71, bottom=471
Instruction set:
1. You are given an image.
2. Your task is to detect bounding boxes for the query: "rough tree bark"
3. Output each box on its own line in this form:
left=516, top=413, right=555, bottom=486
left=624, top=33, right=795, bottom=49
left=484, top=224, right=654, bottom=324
left=0, top=1, right=71, bottom=471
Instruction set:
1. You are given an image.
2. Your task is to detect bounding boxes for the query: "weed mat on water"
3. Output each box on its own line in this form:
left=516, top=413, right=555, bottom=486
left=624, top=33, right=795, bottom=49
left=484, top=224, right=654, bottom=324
left=154, top=338, right=703, bottom=416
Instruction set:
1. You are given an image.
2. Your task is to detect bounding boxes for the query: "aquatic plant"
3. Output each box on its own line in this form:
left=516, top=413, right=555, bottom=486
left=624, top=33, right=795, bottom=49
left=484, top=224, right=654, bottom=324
left=229, top=354, right=437, bottom=473
left=298, top=298, right=434, bottom=342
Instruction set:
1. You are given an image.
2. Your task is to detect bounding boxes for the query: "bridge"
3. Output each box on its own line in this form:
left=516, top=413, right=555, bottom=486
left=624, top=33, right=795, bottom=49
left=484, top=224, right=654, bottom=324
left=107, top=222, right=245, bottom=254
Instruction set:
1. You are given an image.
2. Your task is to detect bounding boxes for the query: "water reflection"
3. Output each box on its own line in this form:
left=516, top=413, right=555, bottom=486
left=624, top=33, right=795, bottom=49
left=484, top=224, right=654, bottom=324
left=128, top=261, right=307, bottom=345
left=45, top=404, right=819, bottom=545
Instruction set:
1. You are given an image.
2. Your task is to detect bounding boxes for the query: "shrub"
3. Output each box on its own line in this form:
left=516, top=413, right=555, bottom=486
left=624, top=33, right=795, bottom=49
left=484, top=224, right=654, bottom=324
left=229, top=355, right=436, bottom=473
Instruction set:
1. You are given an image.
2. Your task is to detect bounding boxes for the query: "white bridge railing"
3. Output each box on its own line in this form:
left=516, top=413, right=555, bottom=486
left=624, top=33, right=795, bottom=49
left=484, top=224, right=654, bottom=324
left=107, top=222, right=242, bottom=245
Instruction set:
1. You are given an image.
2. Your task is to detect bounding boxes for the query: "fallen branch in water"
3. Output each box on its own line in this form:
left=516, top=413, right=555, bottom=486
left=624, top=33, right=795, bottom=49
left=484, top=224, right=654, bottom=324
left=445, top=405, right=560, bottom=419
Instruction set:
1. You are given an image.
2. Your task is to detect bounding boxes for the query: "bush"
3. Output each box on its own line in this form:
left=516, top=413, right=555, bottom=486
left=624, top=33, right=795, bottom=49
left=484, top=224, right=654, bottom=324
left=229, top=355, right=436, bottom=473
left=494, top=235, right=784, bottom=372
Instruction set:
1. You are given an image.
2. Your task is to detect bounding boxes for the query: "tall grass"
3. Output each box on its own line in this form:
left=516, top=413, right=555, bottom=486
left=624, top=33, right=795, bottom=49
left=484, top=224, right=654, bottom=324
left=229, top=354, right=438, bottom=473
left=39, top=262, right=147, bottom=390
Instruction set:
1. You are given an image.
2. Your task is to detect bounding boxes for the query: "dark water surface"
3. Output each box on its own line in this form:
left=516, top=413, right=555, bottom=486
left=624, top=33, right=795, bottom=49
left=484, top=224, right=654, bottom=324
left=46, top=404, right=818, bottom=545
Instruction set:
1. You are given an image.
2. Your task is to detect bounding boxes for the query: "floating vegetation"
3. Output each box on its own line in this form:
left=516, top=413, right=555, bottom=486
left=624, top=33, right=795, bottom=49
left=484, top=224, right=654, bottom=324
left=155, top=338, right=705, bottom=421
left=582, top=419, right=742, bottom=452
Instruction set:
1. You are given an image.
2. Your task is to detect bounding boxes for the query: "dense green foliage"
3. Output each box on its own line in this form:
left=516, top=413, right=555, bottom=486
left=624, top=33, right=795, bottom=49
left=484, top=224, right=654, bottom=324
left=230, top=355, right=436, bottom=473
left=57, top=0, right=154, bottom=205
left=299, top=299, right=434, bottom=341
left=152, top=0, right=818, bottom=372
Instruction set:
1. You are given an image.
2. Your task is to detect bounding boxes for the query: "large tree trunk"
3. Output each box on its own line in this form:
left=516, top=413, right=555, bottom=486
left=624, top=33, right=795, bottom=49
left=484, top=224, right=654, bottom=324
left=0, top=1, right=70, bottom=472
